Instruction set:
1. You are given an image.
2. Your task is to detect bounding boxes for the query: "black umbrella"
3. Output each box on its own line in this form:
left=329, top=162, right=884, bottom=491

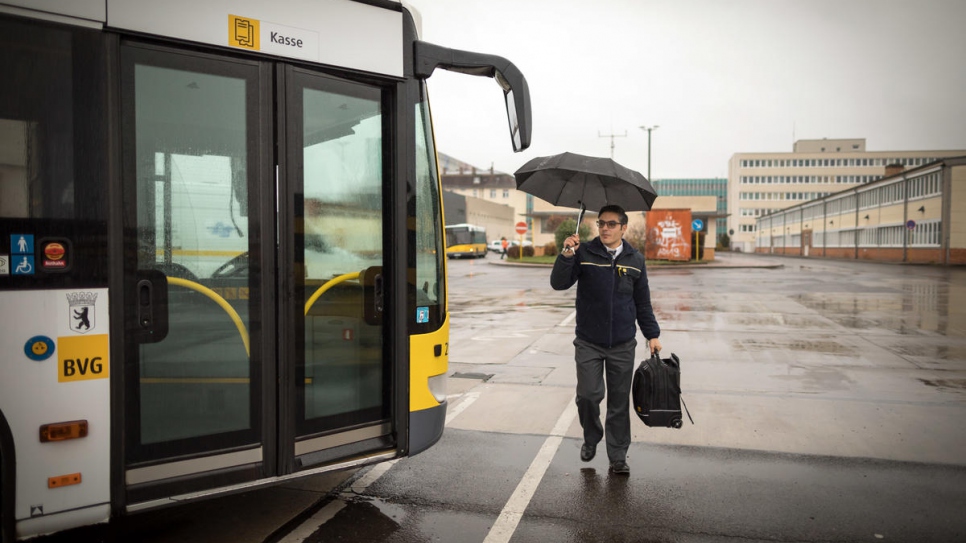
left=513, top=152, right=657, bottom=233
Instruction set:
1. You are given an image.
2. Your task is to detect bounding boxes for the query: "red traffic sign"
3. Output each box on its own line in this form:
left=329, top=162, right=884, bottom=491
left=515, top=221, right=528, bottom=235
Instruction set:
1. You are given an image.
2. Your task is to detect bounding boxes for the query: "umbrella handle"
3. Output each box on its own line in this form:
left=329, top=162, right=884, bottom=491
left=575, top=202, right=585, bottom=236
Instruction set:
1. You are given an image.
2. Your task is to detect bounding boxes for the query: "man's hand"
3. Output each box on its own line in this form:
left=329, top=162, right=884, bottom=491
left=649, top=338, right=662, bottom=355
left=561, top=234, right=580, bottom=258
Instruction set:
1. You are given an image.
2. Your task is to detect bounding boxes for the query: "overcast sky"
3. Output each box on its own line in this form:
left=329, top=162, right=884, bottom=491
left=407, top=0, right=966, bottom=179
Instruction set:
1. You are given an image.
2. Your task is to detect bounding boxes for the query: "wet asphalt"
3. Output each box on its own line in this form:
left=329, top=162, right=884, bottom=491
left=34, top=252, right=966, bottom=543
left=291, top=253, right=966, bottom=543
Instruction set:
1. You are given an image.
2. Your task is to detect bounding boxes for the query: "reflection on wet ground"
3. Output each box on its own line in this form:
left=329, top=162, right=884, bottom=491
left=733, top=338, right=854, bottom=355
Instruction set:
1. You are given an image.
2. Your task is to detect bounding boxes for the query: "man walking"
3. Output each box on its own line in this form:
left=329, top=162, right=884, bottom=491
left=550, top=204, right=661, bottom=475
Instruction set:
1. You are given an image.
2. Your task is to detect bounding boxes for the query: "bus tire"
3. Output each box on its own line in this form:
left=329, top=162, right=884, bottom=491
left=0, top=410, right=15, bottom=543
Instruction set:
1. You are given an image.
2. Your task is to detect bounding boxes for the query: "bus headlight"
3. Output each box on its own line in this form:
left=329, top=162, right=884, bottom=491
left=428, top=373, right=447, bottom=404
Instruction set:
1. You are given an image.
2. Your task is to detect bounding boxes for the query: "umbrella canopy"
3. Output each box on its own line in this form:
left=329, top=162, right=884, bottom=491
left=513, top=152, right=657, bottom=212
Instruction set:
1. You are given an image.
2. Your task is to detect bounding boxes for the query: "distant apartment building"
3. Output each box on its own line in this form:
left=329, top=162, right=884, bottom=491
left=651, top=178, right=728, bottom=240
left=728, top=139, right=966, bottom=252
left=438, top=152, right=533, bottom=239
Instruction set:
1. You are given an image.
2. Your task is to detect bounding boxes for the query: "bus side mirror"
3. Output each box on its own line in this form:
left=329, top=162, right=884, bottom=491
left=413, top=41, right=531, bottom=152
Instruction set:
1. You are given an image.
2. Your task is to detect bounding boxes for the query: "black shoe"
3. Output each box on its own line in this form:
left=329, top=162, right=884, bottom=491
left=609, top=461, right=630, bottom=475
left=580, top=443, right=596, bottom=462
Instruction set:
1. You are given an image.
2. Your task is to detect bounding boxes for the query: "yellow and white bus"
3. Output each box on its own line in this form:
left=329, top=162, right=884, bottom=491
left=445, top=224, right=488, bottom=259
left=0, top=1, right=531, bottom=540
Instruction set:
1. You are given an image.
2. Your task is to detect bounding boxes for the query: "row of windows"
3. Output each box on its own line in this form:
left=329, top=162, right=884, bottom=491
left=826, top=195, right=857, bottom=215
left=657, top=188, right=728, bottom=197
left=803, top=205, right=824, bottom=221
left=858, top=182, right=903, bottom=209
left=854, top=172, right=941, bottom=209
left=741, top=208, right=780, bottom=217
left=741, top=175, right=882, bottom=185
left=740, top=192, right=831, bottom=201
left=468, top=189, right=510, bottom=198
left=908, top=172, right=942, bottom=200
left=760, top=222, right=941, bottom=248
left=815, top=229, right=856, bottom=248
left=740, top=156, right=939, bottom=169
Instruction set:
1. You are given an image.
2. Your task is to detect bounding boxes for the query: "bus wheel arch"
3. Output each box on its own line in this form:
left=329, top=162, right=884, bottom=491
left=0, top=409, right=15, bottom=543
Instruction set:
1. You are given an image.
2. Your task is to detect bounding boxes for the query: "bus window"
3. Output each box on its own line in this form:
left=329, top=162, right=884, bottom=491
left=299, top=77, right=387, bottom=429
left=413, top=83, right=444, bottom=320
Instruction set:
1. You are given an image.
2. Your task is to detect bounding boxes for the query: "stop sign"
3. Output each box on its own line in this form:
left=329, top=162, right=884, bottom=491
left=515, top=221, right=528, bottom=235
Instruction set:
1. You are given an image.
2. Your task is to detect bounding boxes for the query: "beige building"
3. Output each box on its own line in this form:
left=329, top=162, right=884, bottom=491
left=438, top=153, right=531, bottom=239
left=728, top=139, right=966, bottom=252
left=755, top=156, right=966, bottom=265
left=441, top=191, right=516, bottom=242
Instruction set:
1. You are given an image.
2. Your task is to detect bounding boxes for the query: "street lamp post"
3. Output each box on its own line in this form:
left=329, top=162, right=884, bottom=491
left=639, top=125, right=659, bottom=180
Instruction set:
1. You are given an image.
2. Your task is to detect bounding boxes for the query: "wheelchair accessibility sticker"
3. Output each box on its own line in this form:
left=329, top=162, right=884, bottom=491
left=10, top=234, right=34, bottom=275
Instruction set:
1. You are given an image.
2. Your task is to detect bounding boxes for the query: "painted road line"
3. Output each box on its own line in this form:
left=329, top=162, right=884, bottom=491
left=558, top=310, right=577, bottom=327
left=277, top=391, right=483, bottom=542
left=445, top=391, right=481, bottom=425
left=276, top=499, right=346, bottom=543
left=483, top=397, right=578, bottom=543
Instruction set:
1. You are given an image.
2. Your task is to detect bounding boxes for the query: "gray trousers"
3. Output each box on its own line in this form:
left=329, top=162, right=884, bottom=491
left=574, top=336, right=637, bottom=463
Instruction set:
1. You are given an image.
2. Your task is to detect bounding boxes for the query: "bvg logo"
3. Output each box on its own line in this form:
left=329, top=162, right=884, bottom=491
left=229, top=14, right=260, bottom=50
left=58, top=334, right=109, bottom=382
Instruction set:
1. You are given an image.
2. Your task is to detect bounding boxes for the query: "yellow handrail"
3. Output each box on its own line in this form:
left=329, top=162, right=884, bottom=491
left=166, top=276, right=251, bottom=357
left=304, top=271, right=360, bottom=315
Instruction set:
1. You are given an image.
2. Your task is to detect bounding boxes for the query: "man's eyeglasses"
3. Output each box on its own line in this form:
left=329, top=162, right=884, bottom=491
left=596, top=220, right=624, bottom=229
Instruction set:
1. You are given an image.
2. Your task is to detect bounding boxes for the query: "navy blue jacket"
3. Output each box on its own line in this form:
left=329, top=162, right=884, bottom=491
left=550, top=237, right=660, bottom=348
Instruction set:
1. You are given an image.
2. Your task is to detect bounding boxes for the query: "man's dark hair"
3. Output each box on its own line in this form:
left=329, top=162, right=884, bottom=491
left=598, top=204, right=628, bottom=225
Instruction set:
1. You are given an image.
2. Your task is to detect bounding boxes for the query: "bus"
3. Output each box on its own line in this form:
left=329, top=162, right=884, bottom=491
left=445, top=224, right=488, bottom=259
left=0, top=1, right=532, bottom=540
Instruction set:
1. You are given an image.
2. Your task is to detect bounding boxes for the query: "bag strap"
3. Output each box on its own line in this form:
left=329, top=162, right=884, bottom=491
left=655, top=351, right=695, bottom=425
left=680, top=394, right=695, bottom=425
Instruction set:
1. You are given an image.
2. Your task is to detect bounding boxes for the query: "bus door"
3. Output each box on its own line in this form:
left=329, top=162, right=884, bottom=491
left=120, top=43, right=393, bottom=503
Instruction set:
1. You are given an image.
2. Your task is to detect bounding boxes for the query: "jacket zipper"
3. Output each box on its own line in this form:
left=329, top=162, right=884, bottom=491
left=608, top=251, right=617, bottom=348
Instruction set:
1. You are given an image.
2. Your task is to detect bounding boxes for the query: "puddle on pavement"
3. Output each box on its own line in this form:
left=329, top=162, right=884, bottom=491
left=918, top=378, right=966, bottom=391
left=774, top=365, right=856, bottom=391
left=733, top=338, right=854, bottom=355
left=888, top=343, right=966, bottom=361
left=307, top=496, right=493, bottom=543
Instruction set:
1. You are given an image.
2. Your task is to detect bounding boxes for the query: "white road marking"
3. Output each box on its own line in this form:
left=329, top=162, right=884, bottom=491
left=277, top=391, right=483, bottom=542
left=558, top=310, right=577, bottom=327
left=445, top=391, right=480, bottom=425
left=276, top=499, right=346, bottom=543
left=482, top=397, right=578, bottom=543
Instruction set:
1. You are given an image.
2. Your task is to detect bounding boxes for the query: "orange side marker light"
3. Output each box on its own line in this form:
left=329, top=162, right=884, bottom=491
left=48, top=473, right=82, bottom=488
left=39, top=420, right=89, bottom=442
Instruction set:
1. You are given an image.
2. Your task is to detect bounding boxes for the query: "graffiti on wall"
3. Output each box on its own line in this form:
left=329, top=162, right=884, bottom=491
left=645, top=209, right=692, bottom=261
